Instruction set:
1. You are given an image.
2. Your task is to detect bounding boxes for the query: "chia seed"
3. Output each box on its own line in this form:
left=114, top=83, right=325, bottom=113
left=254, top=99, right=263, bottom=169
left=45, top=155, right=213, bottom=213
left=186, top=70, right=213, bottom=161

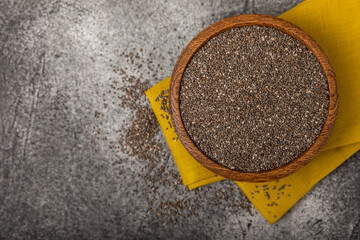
left=278, top=184, right=287, bottom=191
left=180, top=26, right=329, bottom=172
left=265, top=192, right=270, bottom=200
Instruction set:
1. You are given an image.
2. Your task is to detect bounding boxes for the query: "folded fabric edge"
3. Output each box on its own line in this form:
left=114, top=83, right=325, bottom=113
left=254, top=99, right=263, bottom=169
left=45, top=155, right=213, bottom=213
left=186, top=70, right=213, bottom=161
left=188, top=175, right=226, bottom=190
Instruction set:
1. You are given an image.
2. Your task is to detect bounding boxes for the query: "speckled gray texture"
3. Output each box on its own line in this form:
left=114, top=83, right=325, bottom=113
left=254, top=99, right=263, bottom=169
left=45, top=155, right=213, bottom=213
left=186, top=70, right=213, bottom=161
left=0, top=0, right=359, bottom=239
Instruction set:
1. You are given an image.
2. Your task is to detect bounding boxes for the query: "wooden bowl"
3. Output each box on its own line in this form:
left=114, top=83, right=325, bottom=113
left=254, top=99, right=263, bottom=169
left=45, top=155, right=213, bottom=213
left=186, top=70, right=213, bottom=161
left=169, top=14, right=338, bottom=182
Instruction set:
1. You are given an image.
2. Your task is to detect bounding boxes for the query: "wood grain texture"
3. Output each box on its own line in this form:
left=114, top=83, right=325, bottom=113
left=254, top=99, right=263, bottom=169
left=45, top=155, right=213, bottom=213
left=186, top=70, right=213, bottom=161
left=169, top=14, right=338, bottom=182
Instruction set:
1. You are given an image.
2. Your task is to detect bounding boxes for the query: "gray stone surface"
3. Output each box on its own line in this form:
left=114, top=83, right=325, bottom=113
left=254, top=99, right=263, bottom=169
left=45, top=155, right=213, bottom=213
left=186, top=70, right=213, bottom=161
left=0, top=0, right=359, bottom=239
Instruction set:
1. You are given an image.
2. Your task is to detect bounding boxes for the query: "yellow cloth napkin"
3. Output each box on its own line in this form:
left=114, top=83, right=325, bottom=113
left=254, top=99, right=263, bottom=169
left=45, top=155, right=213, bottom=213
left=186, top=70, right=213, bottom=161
left=146, top=0, right=360, bottom=224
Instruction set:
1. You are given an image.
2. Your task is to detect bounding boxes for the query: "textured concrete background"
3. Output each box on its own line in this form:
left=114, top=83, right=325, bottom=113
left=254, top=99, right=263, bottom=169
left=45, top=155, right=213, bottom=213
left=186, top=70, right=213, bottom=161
left=1, top=0, right=360, bottom=239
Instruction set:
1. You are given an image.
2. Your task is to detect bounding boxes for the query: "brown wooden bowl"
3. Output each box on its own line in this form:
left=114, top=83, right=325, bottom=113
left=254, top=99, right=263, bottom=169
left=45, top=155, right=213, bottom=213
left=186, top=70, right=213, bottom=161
left=169, top=14, right=338, bottom=182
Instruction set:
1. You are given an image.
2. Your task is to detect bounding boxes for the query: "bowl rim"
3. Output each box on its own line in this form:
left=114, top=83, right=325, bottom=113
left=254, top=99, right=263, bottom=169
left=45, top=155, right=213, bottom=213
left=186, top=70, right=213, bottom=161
left=169, top=14, right=338, bottom=182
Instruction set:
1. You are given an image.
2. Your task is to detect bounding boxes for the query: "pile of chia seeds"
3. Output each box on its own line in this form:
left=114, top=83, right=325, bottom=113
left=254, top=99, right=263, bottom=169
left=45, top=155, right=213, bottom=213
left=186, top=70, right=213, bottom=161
left=180, top=26, right=329, bottom=172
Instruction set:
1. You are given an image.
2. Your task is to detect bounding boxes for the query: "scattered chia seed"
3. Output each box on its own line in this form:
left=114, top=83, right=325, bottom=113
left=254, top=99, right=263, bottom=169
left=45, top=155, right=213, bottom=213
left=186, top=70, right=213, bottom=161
left=155, top=90, right=170, bottom=113
left=265, top=192, right=270, bottom=200
left=180, top=26, right=329, bottom=172
left=278, top=184, right=287, bottom=191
